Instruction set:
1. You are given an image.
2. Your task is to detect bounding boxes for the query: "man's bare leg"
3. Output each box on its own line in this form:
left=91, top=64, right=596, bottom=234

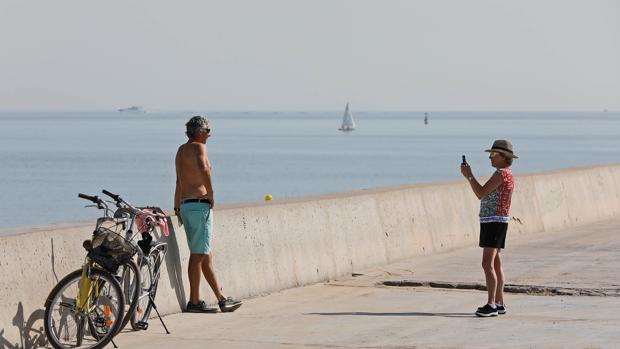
left=481, top=247, right=498, bottom=305
left=494, top=251, right=505, bottom=305
left=188, top=254, right=205, bottom=304
left=201, top=253, right=225, bottom=301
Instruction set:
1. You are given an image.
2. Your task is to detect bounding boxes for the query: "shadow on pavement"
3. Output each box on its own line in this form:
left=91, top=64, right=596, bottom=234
left=164, top=218, right=187, bottom=310
left=306, top=311, right=474, bottom=318
left=0, top=302, right=49, bottom=349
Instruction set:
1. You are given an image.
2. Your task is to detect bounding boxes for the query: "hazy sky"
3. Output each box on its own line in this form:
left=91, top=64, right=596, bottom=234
left=1, top=0, right=618, bottom=111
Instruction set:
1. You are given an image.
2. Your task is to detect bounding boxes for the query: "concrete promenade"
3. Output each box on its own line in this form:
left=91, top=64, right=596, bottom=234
left=2, top=164, right=619, bottom=347
left=113, top=218, right=620, bottom=349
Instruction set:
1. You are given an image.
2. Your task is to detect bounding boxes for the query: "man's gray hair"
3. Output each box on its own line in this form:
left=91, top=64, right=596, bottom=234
left=185, top=115, right=210, bottom=138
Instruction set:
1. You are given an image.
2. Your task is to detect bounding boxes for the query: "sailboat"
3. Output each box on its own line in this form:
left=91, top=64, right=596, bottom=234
left=338, top=102, right=356, bottom=131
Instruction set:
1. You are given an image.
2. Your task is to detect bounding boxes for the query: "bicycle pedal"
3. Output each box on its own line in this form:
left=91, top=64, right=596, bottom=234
left=135, top=321, right=149, bottom=330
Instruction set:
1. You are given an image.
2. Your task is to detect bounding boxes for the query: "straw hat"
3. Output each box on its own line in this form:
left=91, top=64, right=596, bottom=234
left=485, top=139, right=518, bottom=159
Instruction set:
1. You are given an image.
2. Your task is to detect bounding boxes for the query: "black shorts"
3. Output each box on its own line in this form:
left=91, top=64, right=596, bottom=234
left=479, top=222, right=508, bottom=249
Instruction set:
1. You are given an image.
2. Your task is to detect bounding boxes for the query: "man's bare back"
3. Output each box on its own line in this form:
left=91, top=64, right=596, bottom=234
left=175, top=140, right=214, bottom=209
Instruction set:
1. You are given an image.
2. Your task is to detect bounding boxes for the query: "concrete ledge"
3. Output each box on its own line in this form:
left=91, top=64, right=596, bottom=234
left=1, top=164, right=620, bottom=344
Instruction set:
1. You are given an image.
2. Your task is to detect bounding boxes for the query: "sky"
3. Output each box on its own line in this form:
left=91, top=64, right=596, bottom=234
left=0, top=0, right=618, bottom=111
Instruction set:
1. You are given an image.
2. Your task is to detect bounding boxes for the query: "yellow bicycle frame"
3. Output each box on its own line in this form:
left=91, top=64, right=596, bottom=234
left=75, top=260, right=98, bottom=313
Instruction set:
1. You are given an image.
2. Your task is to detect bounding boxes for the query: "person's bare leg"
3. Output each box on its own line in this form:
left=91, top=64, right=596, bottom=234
left=481, top=247, right=498, bottom=305
left=201, top=253, right=225, bottom=301
left=188, top=254, right=205, bottom=304
left=494, top=251, right=505, bottom=305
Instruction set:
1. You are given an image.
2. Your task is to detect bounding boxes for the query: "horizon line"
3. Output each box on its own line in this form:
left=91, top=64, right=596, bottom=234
left=0, top=108, right=616, bottom=113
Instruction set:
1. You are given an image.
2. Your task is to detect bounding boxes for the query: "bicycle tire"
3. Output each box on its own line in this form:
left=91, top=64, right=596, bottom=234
left=117, top=259, right=140, bottom=333
left=44, top=268, right=125, bottom=349
left=130, top=255, right=154, bottom=328
left=145, top=247, right=165, bottom=316
left=143, top=274, right=159, bottom=321
left=76, top=315, right=85, bottom=347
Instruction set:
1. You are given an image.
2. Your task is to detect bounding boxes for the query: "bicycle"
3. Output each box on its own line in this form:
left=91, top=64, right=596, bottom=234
left=43, top=193, right=135, bottom=349
left=100, top=189, right=170, bottom=334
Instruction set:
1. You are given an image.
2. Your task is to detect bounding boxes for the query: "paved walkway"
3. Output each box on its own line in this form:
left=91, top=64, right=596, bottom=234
left=115, top=219, right=620, bottom=349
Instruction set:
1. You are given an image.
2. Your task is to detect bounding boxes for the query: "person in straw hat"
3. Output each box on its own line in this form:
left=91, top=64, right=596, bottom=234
left=460, top=139, right=518, bottom=317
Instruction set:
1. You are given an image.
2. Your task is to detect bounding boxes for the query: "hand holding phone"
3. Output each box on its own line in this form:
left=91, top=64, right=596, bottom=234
left=460, top=154, right=473, bottom=179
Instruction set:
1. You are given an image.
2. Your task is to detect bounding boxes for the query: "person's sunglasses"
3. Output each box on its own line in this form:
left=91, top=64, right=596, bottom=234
left=489, top=151, right=500, bottom=158
left=203, top=128, right=211, bottom=134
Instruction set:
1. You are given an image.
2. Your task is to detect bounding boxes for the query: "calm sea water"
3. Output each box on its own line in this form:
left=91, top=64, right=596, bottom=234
left=1, top=110, right=619, bottom=233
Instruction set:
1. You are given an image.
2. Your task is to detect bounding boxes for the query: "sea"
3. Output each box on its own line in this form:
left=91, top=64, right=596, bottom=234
left=1, top=110, right=619, bottom=235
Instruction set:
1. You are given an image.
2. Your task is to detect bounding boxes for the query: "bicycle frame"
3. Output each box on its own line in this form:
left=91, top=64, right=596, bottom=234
left=75, top=263, right=93, bottom=313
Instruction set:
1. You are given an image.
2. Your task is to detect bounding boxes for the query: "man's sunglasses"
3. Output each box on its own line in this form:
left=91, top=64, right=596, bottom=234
left=203, top=128, right=211, bottom=134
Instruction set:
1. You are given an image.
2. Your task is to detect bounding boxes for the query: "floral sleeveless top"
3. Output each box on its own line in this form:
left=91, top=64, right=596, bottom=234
left=479, top=168, right=514, bottom=223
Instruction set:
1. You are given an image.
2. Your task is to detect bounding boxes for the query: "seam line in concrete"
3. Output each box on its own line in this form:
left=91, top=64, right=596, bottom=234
left=382, top=280, right=620, bottom=297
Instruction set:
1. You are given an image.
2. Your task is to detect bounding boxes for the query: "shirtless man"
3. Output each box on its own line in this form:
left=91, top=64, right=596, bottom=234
left=174, top=115, right=242, bottom=313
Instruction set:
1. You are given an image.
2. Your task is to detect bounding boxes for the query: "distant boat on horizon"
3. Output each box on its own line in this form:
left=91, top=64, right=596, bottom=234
left=424, top=112, right=428, bottom=125
left=338, top=102, right=356, bottom=131
left=118, top=105, right=145, bottom=113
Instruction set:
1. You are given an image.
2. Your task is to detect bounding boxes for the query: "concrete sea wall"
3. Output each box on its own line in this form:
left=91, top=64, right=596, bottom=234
left=1, top=164, right=620, bottom=346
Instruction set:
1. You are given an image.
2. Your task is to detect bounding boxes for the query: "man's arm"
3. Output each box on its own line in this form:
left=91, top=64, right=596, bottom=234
left=174, top=177, right=181, bottom=208
left=173, top=148, right=182, bottom=217
left=195, top=144, right=215, bottom=208
left=174, top=149, right=183, bottom=223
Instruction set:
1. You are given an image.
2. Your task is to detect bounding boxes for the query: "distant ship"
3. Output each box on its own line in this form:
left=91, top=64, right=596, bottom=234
left=338, top=102, right=356, bottom=131
left=118, top=106, right=145, bottom=113
left=424, top=112, right=428, bottom=125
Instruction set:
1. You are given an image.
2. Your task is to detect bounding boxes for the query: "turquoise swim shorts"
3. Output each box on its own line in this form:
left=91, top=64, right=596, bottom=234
left=180, top=202, right=213, bottom=254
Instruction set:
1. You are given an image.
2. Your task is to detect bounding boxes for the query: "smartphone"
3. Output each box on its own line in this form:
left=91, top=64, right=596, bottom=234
left=461, top=155, right=467, bottom=165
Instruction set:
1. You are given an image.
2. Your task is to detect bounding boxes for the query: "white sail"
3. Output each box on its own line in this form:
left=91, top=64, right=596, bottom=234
left=339, top=102, right=356, bottom=131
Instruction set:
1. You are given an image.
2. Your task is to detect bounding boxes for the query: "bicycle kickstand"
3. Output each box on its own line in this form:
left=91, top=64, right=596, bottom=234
left=110, top=337, right=118, bottom=348
left=149, top=295, right=171, bottom=334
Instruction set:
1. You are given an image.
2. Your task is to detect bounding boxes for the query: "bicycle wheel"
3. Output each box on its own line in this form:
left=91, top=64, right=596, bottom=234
left=130, top=255, right=153, bottom=329
left=117, top=259, right=140, bottom=333
left=44, top=268, right=125, bottom=349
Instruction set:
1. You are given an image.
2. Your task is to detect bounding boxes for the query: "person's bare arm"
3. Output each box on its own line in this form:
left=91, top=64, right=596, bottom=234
left=174, top=148, right=183, bottom=224
left=461, top=165, right=503, bottom=199
left=174, top=149, right=182, bottom=209
left=195, top=144, right=215, bottom=208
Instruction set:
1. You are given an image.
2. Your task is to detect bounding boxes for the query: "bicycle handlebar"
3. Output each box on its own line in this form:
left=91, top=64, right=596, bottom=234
left=78, top=192, right=112, bottom=218
left=78, top=193, right=100, bottom=203
left=102, top=189, right=121, bottom=202
left=102, top=189, right=139, bottom=211
left=84, top=189, right=164, bottom=222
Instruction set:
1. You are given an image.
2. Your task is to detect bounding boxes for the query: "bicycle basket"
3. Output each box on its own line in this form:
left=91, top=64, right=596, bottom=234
left=88, top=250, right=124, bottom=274
left=89, top=227, right=138, bottom=273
